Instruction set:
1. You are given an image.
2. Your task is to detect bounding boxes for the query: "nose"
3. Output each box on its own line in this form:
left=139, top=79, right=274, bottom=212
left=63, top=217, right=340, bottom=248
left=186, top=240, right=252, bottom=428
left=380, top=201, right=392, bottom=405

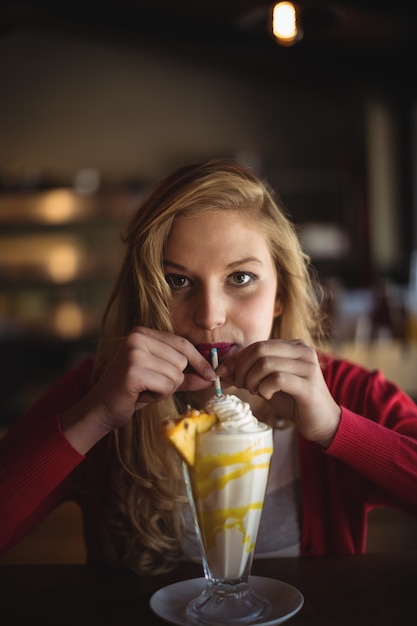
left=193, top=286, right=226, bottom=330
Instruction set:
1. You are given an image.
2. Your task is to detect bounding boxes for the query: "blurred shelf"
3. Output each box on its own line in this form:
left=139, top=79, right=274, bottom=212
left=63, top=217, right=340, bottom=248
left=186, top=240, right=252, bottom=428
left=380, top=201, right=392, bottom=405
left=0, top=187, right=141, bottom=338
left=0, top=187, right=143, bottom=426
left=0, top=188, right=142, bottom=224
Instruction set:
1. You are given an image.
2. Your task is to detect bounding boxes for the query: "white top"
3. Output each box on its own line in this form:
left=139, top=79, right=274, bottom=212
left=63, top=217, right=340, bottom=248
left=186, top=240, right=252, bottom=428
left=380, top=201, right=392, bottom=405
left=255, top=425, right=301, bottom=558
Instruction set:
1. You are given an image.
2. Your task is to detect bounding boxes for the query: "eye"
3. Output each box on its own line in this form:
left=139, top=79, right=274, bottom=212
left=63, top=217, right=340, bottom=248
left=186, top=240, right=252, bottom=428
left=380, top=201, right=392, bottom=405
left=165, top=273, right=191, bottom=289
left=229, top=271, right=256, bottom=286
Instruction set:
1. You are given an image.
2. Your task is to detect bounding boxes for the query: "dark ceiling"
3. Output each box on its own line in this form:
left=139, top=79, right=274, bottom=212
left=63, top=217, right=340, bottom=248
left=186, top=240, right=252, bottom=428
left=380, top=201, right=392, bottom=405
left=1, top=1, right=416, bottom=89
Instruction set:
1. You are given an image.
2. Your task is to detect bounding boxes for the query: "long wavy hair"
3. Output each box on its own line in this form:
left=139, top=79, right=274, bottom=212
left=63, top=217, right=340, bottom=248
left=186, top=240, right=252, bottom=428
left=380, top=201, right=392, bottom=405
left=93, top=159, right=325, bottom=575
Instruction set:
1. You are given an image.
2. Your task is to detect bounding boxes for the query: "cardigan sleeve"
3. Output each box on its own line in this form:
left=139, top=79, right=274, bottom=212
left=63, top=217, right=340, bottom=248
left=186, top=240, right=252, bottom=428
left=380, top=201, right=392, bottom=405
left=323, top=358, right=417, bottom=514
left=0, top=358, right=93, bottom=556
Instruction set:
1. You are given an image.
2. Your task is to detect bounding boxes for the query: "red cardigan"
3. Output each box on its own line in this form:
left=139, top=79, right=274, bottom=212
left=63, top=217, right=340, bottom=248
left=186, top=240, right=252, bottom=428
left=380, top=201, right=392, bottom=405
left=1, top=354, right=417, bottom=561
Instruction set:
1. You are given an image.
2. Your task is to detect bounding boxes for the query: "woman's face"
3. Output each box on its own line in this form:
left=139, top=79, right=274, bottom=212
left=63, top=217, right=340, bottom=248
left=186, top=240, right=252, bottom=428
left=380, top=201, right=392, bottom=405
left=164, top=210, right=282, bottom=363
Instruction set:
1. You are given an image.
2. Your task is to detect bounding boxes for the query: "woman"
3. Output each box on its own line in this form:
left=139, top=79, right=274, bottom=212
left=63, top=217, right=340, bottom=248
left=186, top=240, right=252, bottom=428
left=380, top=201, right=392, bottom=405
left=1, top=159, right=417, bottom=575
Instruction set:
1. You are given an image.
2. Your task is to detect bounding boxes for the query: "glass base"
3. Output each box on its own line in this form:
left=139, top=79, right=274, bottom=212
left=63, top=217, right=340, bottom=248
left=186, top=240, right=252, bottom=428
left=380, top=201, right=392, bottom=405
left=185, top=580, right=272, bottom=625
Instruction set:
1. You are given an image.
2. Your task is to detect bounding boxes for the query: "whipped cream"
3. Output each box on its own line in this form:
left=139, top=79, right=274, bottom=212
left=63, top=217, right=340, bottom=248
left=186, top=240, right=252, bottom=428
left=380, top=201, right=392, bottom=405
left=205, top=393, right=264, bottom=432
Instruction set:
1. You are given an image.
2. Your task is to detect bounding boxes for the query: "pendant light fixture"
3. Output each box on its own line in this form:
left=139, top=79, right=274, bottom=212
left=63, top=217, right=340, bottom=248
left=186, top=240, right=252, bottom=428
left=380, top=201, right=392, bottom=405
left=272, top=2, right=303, bottom=46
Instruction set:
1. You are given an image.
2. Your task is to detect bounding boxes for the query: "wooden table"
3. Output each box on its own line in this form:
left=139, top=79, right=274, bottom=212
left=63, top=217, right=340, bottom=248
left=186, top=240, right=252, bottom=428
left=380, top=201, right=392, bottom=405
left=1, top=552, right=416, bottom=625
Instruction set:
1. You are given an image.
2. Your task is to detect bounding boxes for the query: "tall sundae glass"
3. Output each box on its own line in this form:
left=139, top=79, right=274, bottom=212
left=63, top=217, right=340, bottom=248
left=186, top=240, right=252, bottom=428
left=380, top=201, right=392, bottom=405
left=183, top=391, right=273, bottom=625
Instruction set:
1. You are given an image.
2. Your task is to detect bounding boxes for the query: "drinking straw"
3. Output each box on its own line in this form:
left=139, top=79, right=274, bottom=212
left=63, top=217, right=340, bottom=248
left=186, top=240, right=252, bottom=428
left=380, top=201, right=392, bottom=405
left=211, top=347, right=223, bottom=397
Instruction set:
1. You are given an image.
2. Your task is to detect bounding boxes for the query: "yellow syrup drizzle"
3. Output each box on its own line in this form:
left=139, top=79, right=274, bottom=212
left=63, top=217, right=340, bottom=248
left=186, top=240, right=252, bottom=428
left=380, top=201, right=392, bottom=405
left=191, top=442, right=273, bottom=555
left=193, top=444, right=273, bottom=500
left=197, top=503, right=264, bottom=553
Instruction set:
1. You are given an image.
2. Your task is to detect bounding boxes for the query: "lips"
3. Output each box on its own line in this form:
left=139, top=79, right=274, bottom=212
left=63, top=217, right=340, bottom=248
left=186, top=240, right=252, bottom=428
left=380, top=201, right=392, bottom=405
left=195, top=342, right=234, bottom=361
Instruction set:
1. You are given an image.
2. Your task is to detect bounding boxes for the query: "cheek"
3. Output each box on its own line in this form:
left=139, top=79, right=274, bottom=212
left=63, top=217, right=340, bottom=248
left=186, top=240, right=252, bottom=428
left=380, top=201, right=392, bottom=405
left=169, top=300, right=189, bottom=332
left=233, top=295, right=277, bottom=338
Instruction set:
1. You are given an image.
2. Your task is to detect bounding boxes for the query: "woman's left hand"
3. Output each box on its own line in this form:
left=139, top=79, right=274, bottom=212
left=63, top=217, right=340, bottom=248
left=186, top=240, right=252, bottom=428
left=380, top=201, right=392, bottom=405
left=216, top=339, right=341, bottom=447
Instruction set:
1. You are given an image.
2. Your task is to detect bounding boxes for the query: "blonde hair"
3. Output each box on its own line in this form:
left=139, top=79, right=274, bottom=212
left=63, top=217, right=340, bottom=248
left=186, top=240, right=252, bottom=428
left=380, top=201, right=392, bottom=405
left=94, top=159, right=325, bottom=574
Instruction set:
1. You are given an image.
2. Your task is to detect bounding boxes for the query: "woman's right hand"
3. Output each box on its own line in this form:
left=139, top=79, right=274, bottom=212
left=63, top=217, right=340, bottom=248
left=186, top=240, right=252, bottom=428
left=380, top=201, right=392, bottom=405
left=60, top=327, right=215, bottom=453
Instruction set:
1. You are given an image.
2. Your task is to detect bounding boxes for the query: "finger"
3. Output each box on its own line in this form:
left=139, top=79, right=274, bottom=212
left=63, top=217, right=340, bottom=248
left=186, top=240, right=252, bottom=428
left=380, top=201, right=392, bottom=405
left=259, top=388, right=295, bottom=418
left=215, top=343, right=252, bottom=379
left=217, top=342, right=271, bottom=390
left=256, top=369, right=305, bottom=400
left=217, top=340, right=316, bottom=393
left=132, top=327, right=215, bottom=380
left=134, top=364, right=185, bottom=402
left=178, top=372, right=215, bottom=392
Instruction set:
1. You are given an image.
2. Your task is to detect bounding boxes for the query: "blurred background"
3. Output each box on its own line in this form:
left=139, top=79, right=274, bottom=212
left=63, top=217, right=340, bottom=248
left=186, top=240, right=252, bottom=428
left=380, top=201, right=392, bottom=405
left=1, top=0, right=417, bottom=560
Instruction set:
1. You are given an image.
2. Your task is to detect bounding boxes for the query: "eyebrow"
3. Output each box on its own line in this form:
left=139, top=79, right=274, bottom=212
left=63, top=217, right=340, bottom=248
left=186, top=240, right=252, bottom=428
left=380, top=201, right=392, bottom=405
left=163, top=257, right=264, bottom=271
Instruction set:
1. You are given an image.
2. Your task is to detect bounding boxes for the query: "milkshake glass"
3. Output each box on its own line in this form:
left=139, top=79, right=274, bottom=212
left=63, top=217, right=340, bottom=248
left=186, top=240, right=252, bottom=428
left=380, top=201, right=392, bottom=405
left=183, top=393, right=273, bottom=625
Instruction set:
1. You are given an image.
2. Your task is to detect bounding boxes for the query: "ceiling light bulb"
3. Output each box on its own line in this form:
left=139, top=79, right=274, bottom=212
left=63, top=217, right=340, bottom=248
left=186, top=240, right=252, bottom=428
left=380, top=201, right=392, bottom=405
left=272, top=2, right=302, bottom=46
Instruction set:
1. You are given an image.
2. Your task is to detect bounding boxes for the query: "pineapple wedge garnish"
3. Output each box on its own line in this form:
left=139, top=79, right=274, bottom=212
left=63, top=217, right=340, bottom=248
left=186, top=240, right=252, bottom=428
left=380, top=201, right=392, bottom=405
left=162, top=408, right=218, bottom=466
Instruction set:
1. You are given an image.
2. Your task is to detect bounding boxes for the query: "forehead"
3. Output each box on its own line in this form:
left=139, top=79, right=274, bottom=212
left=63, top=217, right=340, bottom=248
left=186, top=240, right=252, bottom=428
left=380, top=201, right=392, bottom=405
left=165, top=210, right=273, bottom=265
left=167, top=210, right=263, bottom=243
